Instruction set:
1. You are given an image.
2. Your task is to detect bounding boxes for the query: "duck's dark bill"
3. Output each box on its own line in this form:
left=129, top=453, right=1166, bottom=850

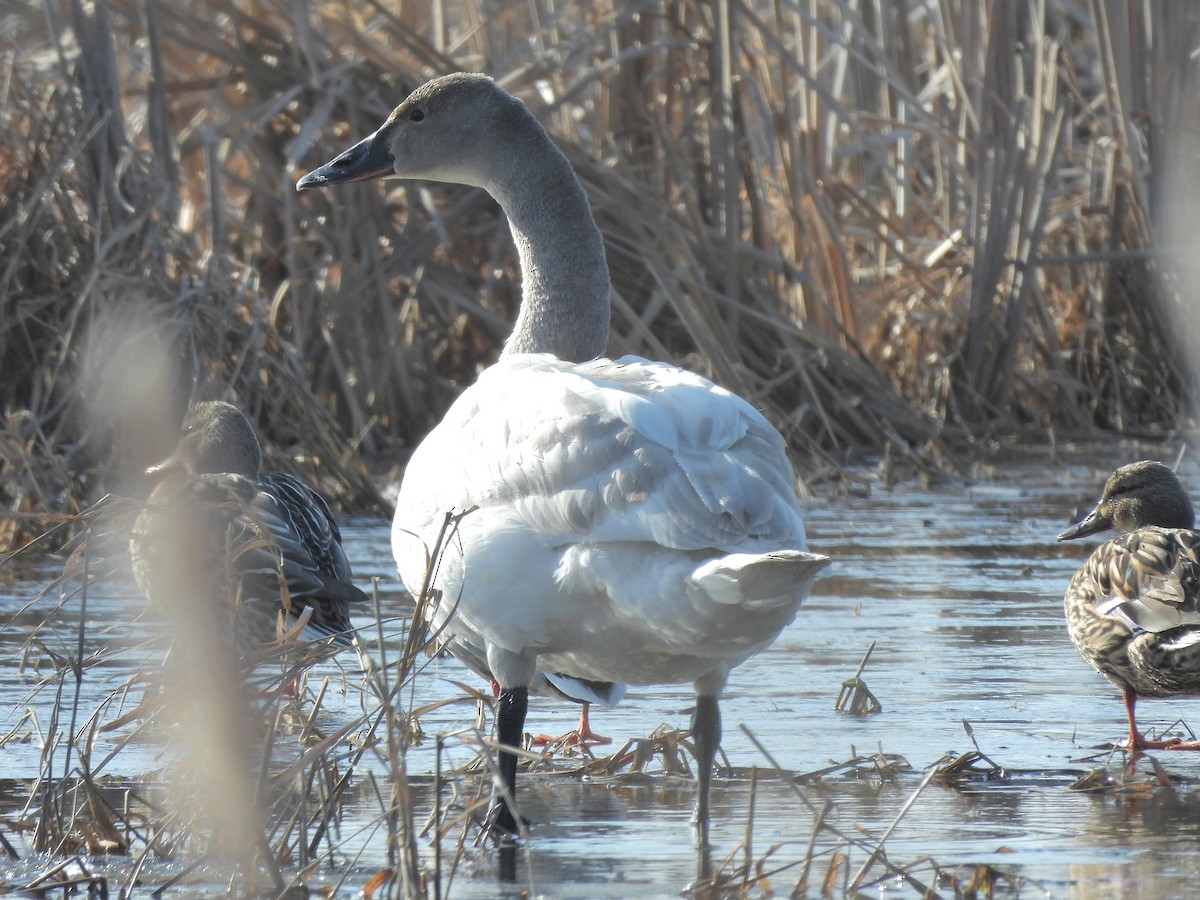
left=296, top=131, right=391, bottom=190
left=1057, top=507, right=1109, bottom=542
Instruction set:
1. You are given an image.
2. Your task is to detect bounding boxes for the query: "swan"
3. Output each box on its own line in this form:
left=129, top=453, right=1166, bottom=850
left=297, top=72, right=830, bottom=842
left=1059, top=460, right=1200, bottom=751
left=131, top=401, right=367, bottom=661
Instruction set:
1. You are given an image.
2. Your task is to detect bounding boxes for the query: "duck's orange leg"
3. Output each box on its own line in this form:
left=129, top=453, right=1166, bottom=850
left=1123, top=685, right=1200, bottom=751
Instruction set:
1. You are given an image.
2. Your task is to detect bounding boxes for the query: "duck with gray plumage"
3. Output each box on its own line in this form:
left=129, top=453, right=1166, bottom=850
left=131, top=401, right=367, bottom=662
left=297, top=73, right=830, bottom=843
left=1058, top=459, right=1200, bottom=751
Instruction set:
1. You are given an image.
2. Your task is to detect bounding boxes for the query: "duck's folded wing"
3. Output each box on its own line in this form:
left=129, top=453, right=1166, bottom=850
left=1095, top=528, right=1200, bottom=633
left=219, top=475, right=368, bottom=644
left=258, top=472, right=358, bottom=582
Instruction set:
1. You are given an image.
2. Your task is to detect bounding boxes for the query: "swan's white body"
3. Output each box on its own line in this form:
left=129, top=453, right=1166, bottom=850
left=392, top=353, right=821, bottom=697
left=298, top=72, right=829, bottom=842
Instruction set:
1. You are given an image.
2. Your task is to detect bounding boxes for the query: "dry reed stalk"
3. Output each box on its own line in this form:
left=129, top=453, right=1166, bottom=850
left=847, top=765, right=939, bottom=893
left=795, top=797, right=831, bottom=896
left=688, top=730, right=957, bottom=898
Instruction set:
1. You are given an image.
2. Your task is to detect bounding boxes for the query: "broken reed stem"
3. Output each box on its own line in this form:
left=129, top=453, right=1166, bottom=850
left=796, top=798, right=831, bottom=896
left=835, top=640, right=883, bottom=714
left=738, top=723, right=923, bottom=882
left=851, top=640, right=876, bottom=680
left=300, top=676, right=330, bottom=743
left=848, top=765, right=941, bottom=893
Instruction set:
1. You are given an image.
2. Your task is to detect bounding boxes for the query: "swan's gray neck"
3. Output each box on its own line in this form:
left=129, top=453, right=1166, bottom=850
left=488, top=139, right=610, bottom=363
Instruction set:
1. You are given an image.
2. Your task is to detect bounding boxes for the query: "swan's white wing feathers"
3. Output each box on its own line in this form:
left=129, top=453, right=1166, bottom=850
left=399, top=354, right=806, bottom=554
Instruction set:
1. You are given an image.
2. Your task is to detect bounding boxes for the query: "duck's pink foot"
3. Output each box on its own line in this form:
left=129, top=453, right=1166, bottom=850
left=1125, top=733, right=1200, bottom=752
left=1116, top=689, right=1200, bottom=754
left=531, top=703, right=612, bottom=746
left=530, top=727, right=613, bottom=747
left=262, top=675, right=301, bottom=699
left=531, top=729, right=612, bottom=747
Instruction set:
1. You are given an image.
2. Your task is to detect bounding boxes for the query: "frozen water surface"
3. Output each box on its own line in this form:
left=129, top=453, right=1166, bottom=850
left=4, top=451, right=1200, bottom=897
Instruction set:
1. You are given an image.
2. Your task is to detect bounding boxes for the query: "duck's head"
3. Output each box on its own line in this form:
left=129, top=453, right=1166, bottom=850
left=1057, top=459, right=1195, bottom=541
left=146, top=401, right=262, bottom=479
left=296, top=73, right=529, bottom=193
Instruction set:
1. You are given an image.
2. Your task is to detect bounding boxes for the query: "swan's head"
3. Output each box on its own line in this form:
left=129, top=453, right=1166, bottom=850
left=296, top=73, right=527, bottom=193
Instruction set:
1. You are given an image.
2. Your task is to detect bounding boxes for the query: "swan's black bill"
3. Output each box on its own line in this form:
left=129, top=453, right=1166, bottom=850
left=296, top=130, right=392, bottom=191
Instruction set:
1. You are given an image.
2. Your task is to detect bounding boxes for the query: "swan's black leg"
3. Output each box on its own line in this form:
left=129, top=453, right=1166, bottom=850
left=493, top=686, right=529, bottom=834
left=691, top=694, right=721, bottom=847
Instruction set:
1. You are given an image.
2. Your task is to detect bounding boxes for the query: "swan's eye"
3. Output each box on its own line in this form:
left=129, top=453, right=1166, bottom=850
left=410, top=108, right=425, bottom=122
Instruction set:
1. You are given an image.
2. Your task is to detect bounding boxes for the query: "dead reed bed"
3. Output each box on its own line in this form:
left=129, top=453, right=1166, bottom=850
left=3, top=1, right=1199, bottom=550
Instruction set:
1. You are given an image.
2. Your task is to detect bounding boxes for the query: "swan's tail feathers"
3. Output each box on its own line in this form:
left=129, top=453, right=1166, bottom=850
left=692, top=551, right=832, bottom=609
left=543, top=673, right=627, bottom=708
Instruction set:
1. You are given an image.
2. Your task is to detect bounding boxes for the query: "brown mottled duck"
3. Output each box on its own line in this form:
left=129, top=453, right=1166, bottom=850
left=1059, top=460, right=1200, bottom=751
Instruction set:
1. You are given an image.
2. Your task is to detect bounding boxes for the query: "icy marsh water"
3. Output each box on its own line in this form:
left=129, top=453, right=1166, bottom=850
left=6, top=450, right=1200, bottom=898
